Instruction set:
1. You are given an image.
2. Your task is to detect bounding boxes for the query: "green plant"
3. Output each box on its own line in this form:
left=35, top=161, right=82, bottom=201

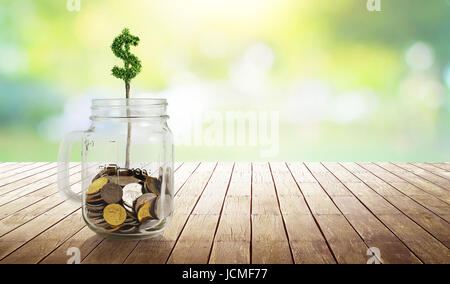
left=111, top=28, right=142, bottom=168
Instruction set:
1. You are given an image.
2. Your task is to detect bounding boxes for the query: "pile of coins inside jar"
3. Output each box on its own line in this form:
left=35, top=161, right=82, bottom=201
left=85, top=164, right=172, bottom=234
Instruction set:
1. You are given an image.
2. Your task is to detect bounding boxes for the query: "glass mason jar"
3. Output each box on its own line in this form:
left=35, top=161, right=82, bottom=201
left=57, top=98, right=173, bottom=239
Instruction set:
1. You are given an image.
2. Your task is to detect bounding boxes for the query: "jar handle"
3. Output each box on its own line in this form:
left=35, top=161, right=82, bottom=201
left=57, top=130, right=84, bottom=204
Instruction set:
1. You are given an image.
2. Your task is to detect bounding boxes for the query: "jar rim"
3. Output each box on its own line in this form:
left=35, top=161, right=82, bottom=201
left=90, top=98, right=168, bottom=120
left=92, top=98, right=167, bottom=107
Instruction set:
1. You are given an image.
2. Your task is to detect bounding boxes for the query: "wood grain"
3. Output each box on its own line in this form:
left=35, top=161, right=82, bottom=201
left=210, top=163, right=251, bottom=264
left=0, top=162, right=447, bottom=264
left=251, top=163, right=292, bottom=264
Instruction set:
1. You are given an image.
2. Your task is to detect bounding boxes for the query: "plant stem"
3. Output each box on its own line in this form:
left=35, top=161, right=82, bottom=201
left=125, top=82, right=131, bottom=169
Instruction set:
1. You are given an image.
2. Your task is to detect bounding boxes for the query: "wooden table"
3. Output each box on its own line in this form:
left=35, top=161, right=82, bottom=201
left=0, top=162, right=448, bottom=264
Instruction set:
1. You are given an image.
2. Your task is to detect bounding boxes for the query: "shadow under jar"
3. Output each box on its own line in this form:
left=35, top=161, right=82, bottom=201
left=57, top=99, right=174, bottom=239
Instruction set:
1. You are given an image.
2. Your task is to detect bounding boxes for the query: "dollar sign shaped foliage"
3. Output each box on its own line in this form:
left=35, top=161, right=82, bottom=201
left=111, top=28, right=142, bottom=84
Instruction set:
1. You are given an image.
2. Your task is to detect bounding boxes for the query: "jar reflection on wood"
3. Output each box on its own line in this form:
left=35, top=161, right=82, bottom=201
left=58, top=99, right=173, bottom=239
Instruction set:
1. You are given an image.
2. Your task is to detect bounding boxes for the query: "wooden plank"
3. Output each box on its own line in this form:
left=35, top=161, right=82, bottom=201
left=85, top=163, right=216, bottom=264
left=0, top=162, right=34, bottom=175
left=429, top=162, right=450, bottom=172
left=0, top=162, right=52, bottom=188
left=0, top=171, right=81, bottom=238
left=340, top=163, right=450, bottom=263
left=0, top=163, right=46, bottom=187
left=304, top=163, right=353, bottom=197
left=0, top=199, right=80, bottom=260
left=251, top=163, right=292, bottom=264
left=0, top=161, right=446, bottom=264
left=356, top=163, right=450, bottom=222
left=411, top=162, right=450, bottom=179
left=373, top=163, right=450, bottom=204
left=0, top=166, right=80, bottom=228
left=0, top=164, right=81, bottom=220
left=167, top=163, right=233, bottom=264
left=174, top=162, right=200, bottom=195
left=0, top=163, right=60, bottom=197
left=191, top=163, right=233, bottom=215
left=0, top=164, right=81, bottom=263
left=311, top=163, right=421, bottom=264
left=288, top=162, right=369, bottom=264
left=82, top=239, right=139, bottom=264
left=39, top=226, right=103, bottom=264
left=0, top=191, right=71, bottom=238
left=270, top=163, right=335, bottom=264
left=0, top=210, right=85, bottom=264
left=381, top=195, right=450, bottom=245
left=339, top=163, right=450, bottom=222
left=210, top=163, right=251, bottom=264
left=322, top=163, right=423, bottom=264
left=0, top=162, right=18, bottom=171
left=0, top=163, right=79, bottom=207
left=392, top=163, right=450, bottom=191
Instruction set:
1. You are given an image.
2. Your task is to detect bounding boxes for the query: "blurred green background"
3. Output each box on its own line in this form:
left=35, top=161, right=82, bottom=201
left=0, top=0, right=449, bottom=161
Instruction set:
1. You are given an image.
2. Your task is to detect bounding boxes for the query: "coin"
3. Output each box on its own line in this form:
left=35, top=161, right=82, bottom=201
left=153, top=194, right=172, bottom=219
left=86, top=193, right=104, bottom=202
left=90, top=218, right=109, bottom=228
left=122, top=183, right=143, bottom=208
left=106, top=164, right=118, bottom=175
left=92, top=169, right=107, bottom=181
left=139, top=218, right=161, bottom=231
left=119, top=225, right=138, bottom=233
left=144, top=176, right=161, bottom=195
left=100, top=183, right=123, bottom=204
left=158, top=167, right=163, bottom=182
left=107, top=225, right=122, bottom=232
left=165, top=167, right=172, bottom=196
left=126, top=210, right=137, bottom=218
left=123, top=203, right=133, bottom=213
left=87, top=177, right=108, bottom=195
left=137, top=202, right=152, bottom=222
left=86, top=197, right=103, bottom=203
left=107, top=175, right=140, bottom=187
left=118, top=168, right=132, bottom=176
left=86, top=203, right=105, bottom=211
left=87, top=210, right=104, bottom=219
left=124, top=216, right=139, bottom=224
left=103, top=204, right=127, bottom=226
left=86, top=190, right=101, bottom=199
left=133, top=168, right=148, bottom=181
left=134, top=193, right=157, bottom=213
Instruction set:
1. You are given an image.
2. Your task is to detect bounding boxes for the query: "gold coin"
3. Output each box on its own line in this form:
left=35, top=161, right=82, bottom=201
left=107, top=225, right=123, bottom=233
left=87, top=177, right=108, bottom=195
left=103, top=204, right=127, bottom=226
left=145, top=176, right=161, bottom=195
left=137, top=202, right=152, bottom=222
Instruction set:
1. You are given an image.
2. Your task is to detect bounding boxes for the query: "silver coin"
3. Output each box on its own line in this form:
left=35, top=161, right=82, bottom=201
left=123, top=203, right=134, bottom=213
left=87, top=210, right=104, bottom=218
left=89, top=218, right=109, bottom=228
left=100, top=183, right=123, bottom=204
left=92, top=169, right=107, bottom=182
left=86, top=205, right=104, bottom=212
left=144, top=176, right=161, bottom=195
left=139, top=218, right=161, bottom=232
left=119, top=225, right=138, bottom=233
left=158, top=167, right=163, bottom=182
left=165, top=167, right=172, bottom=196
left=122, top=183, right=143, bottom=208
left=106, top=164, right=118, bottom=175
left=152, top=194, right=172, bottom=219
left=134, top=193, right=157, bottom=213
